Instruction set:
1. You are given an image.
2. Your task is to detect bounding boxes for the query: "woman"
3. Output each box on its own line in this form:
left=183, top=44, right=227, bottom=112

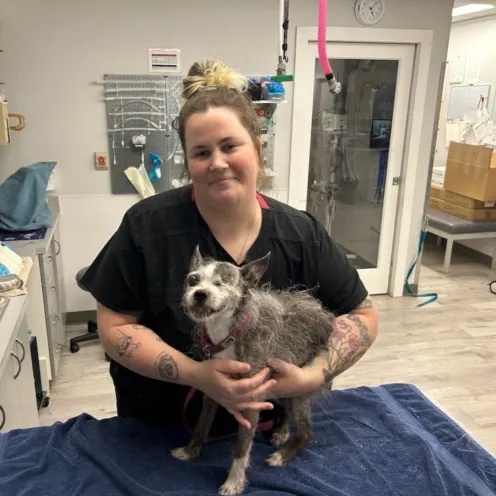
left=81, top=59, right=379, bottom=434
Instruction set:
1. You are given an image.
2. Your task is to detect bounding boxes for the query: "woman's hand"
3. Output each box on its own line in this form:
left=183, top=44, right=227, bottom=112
left=267, top=358, right=322, bottom=399
left=191, top=359, right=277, bottom=429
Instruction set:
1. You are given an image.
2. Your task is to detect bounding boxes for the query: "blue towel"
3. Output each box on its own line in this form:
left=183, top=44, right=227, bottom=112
left=0, top=384, right=495, bottom=495
left=0, top=162, right=56, bottom=231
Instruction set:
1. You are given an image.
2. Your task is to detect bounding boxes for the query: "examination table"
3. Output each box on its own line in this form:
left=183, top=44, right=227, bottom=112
left=1, top=383, right=495, bottom=495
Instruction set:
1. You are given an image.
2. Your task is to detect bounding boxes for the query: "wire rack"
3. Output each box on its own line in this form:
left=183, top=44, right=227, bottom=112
left=104, top=74, right=185, bottom=194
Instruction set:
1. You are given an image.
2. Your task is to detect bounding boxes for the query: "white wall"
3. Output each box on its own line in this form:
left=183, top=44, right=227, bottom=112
left=434, top=14, right=496, bottom=257
left=0, top=0, right=453, bottom=310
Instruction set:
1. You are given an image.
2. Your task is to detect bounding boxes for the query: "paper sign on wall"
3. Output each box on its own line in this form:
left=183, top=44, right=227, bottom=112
left=148, top=48, right=180, bottom=73
left=448, top=57, right=465, bottom=84
left=466, top=55, right=481, bottom=84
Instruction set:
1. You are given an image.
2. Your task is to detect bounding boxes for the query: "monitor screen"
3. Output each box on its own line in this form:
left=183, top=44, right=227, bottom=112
left=370, top=119, right=392, bottom=149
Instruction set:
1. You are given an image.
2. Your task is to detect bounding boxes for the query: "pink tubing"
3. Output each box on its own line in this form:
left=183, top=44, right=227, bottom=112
left=318, top=0, right=332, bottom=76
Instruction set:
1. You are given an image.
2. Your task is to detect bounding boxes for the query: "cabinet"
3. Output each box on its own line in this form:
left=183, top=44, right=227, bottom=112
left=39, top=230, right=65, bottom=378
left=8, top=196, right=65, bottom=382
left=0, top=311, right=39, bottom=433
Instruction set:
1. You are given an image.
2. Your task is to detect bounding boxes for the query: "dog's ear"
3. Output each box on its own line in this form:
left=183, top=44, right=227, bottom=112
left=240, top=252, right=271, bottom=286
left=190, top=245, right=203, bottom=271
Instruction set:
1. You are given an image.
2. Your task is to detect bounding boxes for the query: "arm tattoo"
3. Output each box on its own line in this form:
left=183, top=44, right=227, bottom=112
left=322, top=313, right=373, bottom=383
left=155, top=351, right=179, bottom=382
left=113, top=328, right=141, bottom=358
left=337, top=319, right=352, bottom=332
left=356, top=296, right=374, bottom=309
left=322, top=350, right=334, bottom=389
left=130, top=323, right=163, bottom=342
left=346, top=313, right=370, bottom=339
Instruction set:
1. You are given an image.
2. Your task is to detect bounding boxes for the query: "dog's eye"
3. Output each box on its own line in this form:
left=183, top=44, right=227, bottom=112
left=214, top=281, right=221, bottom=287
left=188, top=275, right=200, bottom=286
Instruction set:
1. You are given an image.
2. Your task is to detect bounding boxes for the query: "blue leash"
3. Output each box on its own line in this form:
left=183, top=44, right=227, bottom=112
left=374, top=150, right=388, bottom=205
left=404, top=218, right=438, bottom=307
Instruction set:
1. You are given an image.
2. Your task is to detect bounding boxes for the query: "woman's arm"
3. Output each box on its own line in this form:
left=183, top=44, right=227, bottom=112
left=268, top=295, right=378, bottom=398
left=97, top=302, right=277, bottom=428
left=313, top=295, right=379, bottom=387
left=97, top=302, right=199, bottom=385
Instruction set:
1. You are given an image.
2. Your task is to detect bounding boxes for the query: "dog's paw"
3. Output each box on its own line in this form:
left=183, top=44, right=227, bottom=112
left=171, top=446, right=193, bottom=461
left=266, top=450, right=288, bottom=467
left=271, top=429, right=290, bottom=447
left=219, top=476, right=247, bottom=496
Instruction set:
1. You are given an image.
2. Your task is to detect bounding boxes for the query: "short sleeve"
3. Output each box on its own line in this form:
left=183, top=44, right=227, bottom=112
left=314, top=220, right=368, bottom=316
left=80, top=211, right=145, bottom=316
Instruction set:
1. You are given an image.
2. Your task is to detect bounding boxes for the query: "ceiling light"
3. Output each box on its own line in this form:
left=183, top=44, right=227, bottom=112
left=452, top=3, right=495, bottom=17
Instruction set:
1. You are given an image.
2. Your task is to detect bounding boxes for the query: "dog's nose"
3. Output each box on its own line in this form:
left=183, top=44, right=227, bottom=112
left=193, top=290, right=207, bottom=305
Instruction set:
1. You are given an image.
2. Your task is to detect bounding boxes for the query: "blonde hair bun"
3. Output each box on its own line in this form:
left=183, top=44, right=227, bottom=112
left=182, top=59, right=248, bottom=100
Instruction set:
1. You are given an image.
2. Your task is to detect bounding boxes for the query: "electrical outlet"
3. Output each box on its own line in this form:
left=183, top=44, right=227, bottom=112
left=95, top=152, right=109, bottom=170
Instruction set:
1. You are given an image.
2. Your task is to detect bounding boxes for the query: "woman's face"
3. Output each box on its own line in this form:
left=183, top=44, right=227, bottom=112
left=184, top=107, right=260, bottom=205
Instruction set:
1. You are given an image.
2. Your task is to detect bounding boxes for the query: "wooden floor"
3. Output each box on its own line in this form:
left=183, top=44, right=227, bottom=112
left=40, top=242, right=496, bottom=457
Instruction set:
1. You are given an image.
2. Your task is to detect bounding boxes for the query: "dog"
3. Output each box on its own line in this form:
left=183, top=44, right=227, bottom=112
left=171, top=246, right=335, bottom=495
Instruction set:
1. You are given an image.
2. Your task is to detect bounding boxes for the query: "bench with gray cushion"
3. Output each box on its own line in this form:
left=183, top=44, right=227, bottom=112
left=426, top=207, right=496, bottom=272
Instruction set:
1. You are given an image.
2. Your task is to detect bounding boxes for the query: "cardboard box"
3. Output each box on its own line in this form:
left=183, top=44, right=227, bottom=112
left=430, top=186, right=496, bottom=209
left=444, top=142, right=496, bottom=201
left=429, top=197, right=496, bottom=221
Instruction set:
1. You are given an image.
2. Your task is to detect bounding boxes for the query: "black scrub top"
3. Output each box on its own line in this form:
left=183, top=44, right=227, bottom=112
left=81, top=185, right=367, bottom=432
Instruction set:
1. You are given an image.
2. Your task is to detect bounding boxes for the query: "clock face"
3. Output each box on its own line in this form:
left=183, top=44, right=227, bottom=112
left=355, top=0, right=386, bottom=25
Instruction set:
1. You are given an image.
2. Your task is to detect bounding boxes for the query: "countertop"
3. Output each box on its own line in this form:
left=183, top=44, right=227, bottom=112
left=7, top=195, right=60, bottom=258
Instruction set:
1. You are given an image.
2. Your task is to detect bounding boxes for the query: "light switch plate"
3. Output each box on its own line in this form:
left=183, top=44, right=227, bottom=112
left=95, top=152, right=109, bottom=170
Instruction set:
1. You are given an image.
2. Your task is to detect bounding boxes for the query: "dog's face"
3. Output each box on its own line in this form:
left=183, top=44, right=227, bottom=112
left=182, top=246, right=271, bottom=323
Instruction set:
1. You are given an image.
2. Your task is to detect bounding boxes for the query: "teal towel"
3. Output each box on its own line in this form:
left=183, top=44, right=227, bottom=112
left=0, top=162, right=56, bottom=231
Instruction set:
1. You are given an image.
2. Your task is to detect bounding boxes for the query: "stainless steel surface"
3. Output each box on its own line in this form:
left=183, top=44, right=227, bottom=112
left=0, top=275, right=23, bottom=293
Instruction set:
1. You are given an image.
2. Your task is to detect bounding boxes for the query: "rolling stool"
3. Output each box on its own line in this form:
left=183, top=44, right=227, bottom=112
left=69, top=267, right=109, bottom=361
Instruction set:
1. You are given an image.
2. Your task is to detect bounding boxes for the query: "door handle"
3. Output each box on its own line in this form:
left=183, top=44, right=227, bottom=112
left=0, top=405, right=5, bottom=431
left=54, top=239, right=61, bottom=256
left=10, top=352, right=21, bottom=379
left=15, top=338, right=26, bottom=363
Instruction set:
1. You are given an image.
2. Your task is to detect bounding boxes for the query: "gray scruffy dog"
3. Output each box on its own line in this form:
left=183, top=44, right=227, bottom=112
left=171, top=246, right=335, bottom=495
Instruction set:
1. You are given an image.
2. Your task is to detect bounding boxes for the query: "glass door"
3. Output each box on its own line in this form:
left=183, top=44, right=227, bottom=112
left=290, top=43, right=415, bottom=294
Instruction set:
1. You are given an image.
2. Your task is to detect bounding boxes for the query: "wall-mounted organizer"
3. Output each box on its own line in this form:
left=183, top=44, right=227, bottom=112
left=103, top=74, right=184, bottom=194
left=103, top=74, right=281, bottom=194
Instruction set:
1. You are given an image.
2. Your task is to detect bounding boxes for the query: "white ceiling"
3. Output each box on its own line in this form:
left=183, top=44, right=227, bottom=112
left=452, top=0, right=496, bottom=22
left=453, top=0, right=495, bottom=5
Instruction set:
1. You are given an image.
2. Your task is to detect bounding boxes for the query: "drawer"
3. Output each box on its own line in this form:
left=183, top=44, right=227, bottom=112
left=47, top=311, right=63, bottom=376
left=39, top=252, right=56, bottom=289
left=0, top=355, right=23, bottom=433
left=45, top=283, right=59, bottom=317
left=47, top=312, right=62, bottom=344
left=0, top=317, right=39, bottom=432
left=0, top=337, right=26, bottom=433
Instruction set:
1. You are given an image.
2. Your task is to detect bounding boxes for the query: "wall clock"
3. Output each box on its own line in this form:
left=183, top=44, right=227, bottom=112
left=355, top=0, right=386, bottom=25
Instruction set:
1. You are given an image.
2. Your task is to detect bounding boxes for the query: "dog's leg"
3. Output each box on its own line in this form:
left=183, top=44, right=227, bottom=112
left=219, top=410, right=259, bottom=496
left=266, top=396, right=312, bottom=467
left=271, top=402, right=290, bottom=447
left=171, top=394, right=218, bottom=461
